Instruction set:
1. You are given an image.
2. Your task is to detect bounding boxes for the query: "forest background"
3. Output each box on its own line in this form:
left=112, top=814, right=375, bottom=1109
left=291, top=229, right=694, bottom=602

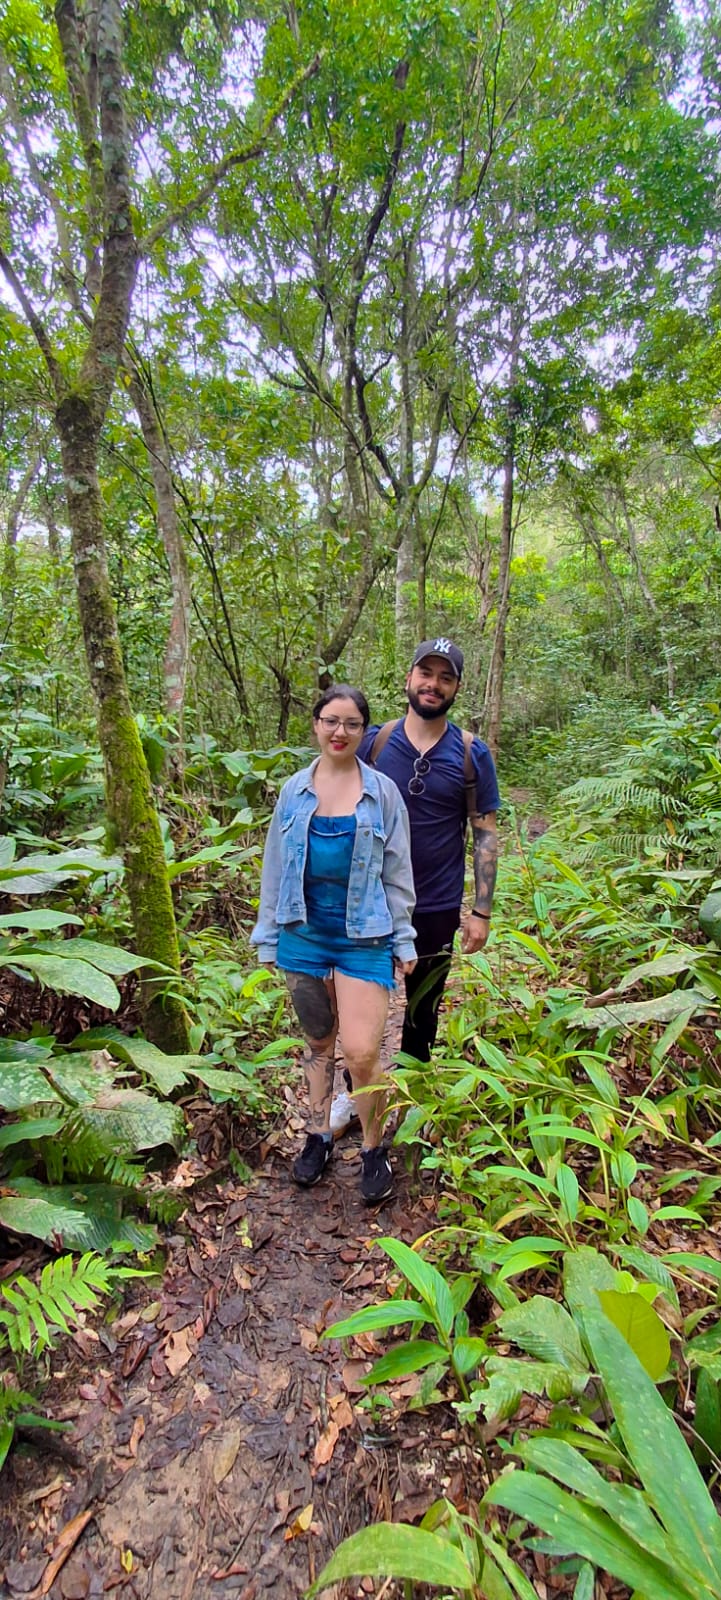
left=2, top=2, right=721, bottom=1590
left=2, top=0, right=719, bottom=884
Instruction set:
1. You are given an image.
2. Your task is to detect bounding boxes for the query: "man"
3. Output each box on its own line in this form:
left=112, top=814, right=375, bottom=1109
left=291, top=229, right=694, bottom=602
left=331, top=636, right=499, bottom=1130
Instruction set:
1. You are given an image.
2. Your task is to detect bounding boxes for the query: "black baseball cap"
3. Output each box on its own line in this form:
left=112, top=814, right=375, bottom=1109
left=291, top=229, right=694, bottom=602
left=410, top=637, right=464, bottom=679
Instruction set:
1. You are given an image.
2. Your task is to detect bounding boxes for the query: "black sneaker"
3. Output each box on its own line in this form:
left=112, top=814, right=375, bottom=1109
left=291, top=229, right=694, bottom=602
left=293, top=1133, right=332, bottom=1187
left=360, top=1146, right=393, bottom=1204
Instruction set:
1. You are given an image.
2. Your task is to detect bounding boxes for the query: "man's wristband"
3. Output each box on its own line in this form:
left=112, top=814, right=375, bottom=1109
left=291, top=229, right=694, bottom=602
left=470, top=910, right=490, bottom=920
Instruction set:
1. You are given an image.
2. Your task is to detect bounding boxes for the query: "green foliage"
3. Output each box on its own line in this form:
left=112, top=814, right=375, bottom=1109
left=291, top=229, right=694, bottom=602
left=700, top=892, right=721, bottom=949
left=556, top=701, right=721, bottom=868
left=487, top=1305, right=721, bottom=1599
left=0, top=1252, right=144, bottom=1476
left=0, top=1251, right=129, bottom=1356
left=0, top=1383, right=70, bottom=1475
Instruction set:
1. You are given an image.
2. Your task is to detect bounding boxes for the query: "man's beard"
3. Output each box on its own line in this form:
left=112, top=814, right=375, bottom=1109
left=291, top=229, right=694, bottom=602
left=407, top=685, right=458, bottom=721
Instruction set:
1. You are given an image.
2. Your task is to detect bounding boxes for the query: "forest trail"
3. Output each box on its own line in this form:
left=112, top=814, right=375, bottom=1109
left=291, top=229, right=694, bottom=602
left=1, top=1015, right=466, bottom=1600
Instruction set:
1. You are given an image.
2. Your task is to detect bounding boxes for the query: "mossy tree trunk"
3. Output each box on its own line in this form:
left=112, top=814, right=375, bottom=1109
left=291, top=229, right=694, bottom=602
left=1, top=0, right=190, bottom=1051
left=0, top=0, right=320, bottom=1049
left=57, top=392, right=190, bottom=1051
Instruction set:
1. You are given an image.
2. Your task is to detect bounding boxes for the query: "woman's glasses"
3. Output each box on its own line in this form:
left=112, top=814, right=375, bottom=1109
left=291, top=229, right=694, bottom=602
left=317, top=715, right=365, bottom=734
left=408, top=754, right=431, bottom=796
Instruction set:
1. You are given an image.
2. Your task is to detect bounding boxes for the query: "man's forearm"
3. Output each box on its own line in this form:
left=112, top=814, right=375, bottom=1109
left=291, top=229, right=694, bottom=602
left=471, top=822, right=498, bottom=917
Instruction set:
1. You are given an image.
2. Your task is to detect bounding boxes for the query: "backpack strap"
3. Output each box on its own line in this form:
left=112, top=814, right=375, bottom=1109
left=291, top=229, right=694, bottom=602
left=461, top=729, right=480, bottom=828
left=369, top=718, right=403, bottom=765
left=372, top=718, right=481, bottom=828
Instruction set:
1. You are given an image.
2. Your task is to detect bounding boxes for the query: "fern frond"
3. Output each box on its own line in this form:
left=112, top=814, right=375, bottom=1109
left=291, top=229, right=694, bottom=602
left=0, top=1252, right=113, bottom=1356
left=98, top=1153, right=146, bottom=1190
left=562, top=776, right=669, bottom=814
left=143, top=1187, right=185, bottom=1225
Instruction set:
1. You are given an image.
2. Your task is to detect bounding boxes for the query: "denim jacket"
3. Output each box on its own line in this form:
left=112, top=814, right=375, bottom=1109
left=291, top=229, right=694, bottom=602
left=251, top=759, right=416, bottom=965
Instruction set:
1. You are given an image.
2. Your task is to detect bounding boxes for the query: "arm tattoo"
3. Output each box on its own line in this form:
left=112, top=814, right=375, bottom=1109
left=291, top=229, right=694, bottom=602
left=471, top=823, right=498, bottom=917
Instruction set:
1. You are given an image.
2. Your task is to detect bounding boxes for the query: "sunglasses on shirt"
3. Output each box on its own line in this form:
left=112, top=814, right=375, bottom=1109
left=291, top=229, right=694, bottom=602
left=408, top=754, right=431, bottom=796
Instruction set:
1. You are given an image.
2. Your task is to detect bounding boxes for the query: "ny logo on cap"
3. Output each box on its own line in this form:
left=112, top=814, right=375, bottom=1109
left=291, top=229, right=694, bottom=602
left=434, top=637, right=453, bottom=654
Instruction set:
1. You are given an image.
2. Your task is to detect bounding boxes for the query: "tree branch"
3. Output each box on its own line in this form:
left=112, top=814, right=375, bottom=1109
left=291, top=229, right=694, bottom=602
left=139, top=51, right=325, bottom=253
left=0, top=248, right=66, bottom=399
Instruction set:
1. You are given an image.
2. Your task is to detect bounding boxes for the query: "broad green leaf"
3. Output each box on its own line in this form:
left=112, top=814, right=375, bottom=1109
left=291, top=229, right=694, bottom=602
left=517, top=1437, right=675, bottom=1568
left=0, top=1196, right=91, bottom=1247
left=7, top=1180, right=156, bottom=1254
left=564, top=1247, right=617, bottom=1319
left=378, top=1237, right=455, bottom=1338
left=498, top=1296, right=588, bottom=1375
left=0, top=1063, right=60, bottom=1110
left=617, top=951, right=700, bottom=991
left=597, top=1291, right=670, bottom=1380
left=483, top=1357, right=580, bottom=1421
left=188, top=1066, right=254, bottom=1095
left=307, top=1522, right=474, bottom=1596
left=579, top=1055, right=620, bottom=1107
left=557, top=1164, right=580, bottom=1222
left=0, top=1116, right=65, bottom=1150
left=0, top=1419, right=14, bottom=1471
left=452, top=1336, right=489, bottom=1374
left=0, top=911, right=83, bottom=930
left=73, top=1032, right=204, bottom=1094
left=66, top=1088, right=185, bottom=1154
left=572, top=992, right=706, bottom=1031
left=573, top=1564, right=595, bottom=1600
left=497, top=1251, right=553, bottom=1282
left=627, top=1197, right=650, bottom=1235
left=324, top=1301, right=429, bottom=1339
left=583, top=1305, right=721, bottom=1591
left=484, top=1164, right=555, bottom=1195
left=478, top=1531, right=539, bottom=1600
left=0, top=836, right=16, bottom=869
left=362, top=1339, right=449, bottom=1385
left=663, top=1253, right=721, bottom=1285
left=611, top=1150, right=638, bottom=1189
left=6, top=954, right=120, bottom=1010
left=0, top=869, right=80, bottom=894
left=694, top=1370, right=721, bottom=1466
left=32, top=938, right=150, bottom=976
left=450, top=1274, right=478, bottom=1315
left=502, top=929, right=559, bottom=974
left=486, top=1471, right=702, bottom=1600
left=652, top=1206, right=703, bottom=1224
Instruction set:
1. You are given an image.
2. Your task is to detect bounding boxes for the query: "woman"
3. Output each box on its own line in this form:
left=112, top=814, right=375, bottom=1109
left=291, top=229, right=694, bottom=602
left=251, top=685, right=417, bottom=1203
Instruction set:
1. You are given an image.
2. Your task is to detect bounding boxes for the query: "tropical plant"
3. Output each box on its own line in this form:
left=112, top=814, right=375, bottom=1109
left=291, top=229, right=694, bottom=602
left=0, top=1251, right=145, bottom=1472
left=486, top=1302, right=721, bottom=1600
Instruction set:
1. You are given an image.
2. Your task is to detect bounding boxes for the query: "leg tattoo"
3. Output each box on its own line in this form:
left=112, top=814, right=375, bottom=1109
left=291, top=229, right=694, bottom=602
left=286, top=971, right=336, bottom=1038
left=285, top=972, right=338, bottom=1135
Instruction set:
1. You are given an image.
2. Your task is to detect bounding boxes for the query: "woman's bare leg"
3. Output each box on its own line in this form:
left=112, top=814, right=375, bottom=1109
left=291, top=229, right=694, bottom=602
left=285, top=971, right=338, bottom=1133
left=333, top=972, right=389, bottom=1148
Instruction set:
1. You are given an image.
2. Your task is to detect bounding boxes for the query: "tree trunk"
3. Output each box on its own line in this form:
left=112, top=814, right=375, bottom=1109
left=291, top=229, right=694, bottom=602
left=56, top=390, right=190, bottom=1051
left=621, top=491, right=675, bottom=700
left=128, top=365, right=191, bottom=770
left=483, top=403, right=517, bottom=760
left=2, top=452, right=40, bottom=626
left=394, top=518, right=417, bottom=653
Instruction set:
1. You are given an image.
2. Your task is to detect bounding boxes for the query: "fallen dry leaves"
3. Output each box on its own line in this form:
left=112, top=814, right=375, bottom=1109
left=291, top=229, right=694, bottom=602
left=128, top=1415, right=145, bottom=1458
left=163, top=1326, right=196, bottom=1376
left=284, top=1503, right=313, bottom=1541
left=27, top=1508, right=94, bottom=1599
left=212, top=1426, right=241, bottom=1485
left=313, top=1420, right=339, bottom=1467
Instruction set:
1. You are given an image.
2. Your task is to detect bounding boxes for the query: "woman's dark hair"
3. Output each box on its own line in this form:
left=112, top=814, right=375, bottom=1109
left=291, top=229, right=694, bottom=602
left=311, top=683, right=370, bottom=728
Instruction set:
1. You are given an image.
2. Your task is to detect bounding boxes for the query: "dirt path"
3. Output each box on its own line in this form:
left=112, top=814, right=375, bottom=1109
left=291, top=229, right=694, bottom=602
left=1, top=1024, right=462, bottom=1600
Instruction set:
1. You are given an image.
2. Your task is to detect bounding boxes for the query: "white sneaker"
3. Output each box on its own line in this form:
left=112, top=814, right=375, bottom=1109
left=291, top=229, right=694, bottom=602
left=330, top=1089, right=360, bottom=1137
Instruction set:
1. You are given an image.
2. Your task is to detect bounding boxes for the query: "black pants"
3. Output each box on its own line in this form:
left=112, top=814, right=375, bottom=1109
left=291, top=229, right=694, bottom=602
left=400, top=909, right=461, bottom=1063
